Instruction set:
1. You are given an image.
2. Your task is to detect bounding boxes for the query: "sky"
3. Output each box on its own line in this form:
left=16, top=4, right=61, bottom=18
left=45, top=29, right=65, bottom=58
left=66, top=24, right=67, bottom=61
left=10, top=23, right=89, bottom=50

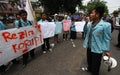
left=82, top=0, right=120, bottom=13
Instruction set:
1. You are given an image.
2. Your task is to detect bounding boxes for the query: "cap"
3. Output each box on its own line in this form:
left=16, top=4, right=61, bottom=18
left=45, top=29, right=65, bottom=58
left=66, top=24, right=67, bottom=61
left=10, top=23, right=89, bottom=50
left=54, top=13, right=58, bottom=16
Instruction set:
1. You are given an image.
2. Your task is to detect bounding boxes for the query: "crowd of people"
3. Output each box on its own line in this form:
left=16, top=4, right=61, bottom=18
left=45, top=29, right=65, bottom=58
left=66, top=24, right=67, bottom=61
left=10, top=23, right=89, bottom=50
left=0, top=5, right=120, bottom=75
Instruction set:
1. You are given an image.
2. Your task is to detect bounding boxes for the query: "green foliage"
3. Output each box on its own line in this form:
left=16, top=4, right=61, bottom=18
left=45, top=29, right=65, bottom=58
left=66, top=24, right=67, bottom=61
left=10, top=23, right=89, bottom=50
left=113, top=10, right=119, bottom=14
left=86, top=0, right=108, bottom=14
left=39, top=0, right=82, bottom=14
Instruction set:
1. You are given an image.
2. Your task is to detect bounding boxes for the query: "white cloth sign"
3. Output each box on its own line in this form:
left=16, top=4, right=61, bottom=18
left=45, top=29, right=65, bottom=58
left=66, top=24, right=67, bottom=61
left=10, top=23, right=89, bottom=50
left=0, top=25, right=43, bottom=66
left=25, top=0, right=36, bottom=24
left=39, top=22, right=56, bottom=39
left=75, top=21, right=85, bottom=32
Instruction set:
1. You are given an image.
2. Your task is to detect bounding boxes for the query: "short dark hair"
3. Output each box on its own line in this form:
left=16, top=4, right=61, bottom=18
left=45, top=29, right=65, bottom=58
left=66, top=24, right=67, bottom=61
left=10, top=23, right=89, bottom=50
left=40, top=12, right=47, bottom=16
left=93, top=6, right=105, bottom=19
left=19, top=9, right=27, bottom=16
left=113, top=11, right=118, bottom=15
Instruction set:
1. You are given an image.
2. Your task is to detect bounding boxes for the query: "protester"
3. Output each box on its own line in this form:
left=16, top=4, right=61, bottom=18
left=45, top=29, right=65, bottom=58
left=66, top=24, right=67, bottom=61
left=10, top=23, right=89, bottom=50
left=112, top=12, right=120, bottom=48
left=70, top=17, right=76, bottom=40
left=67, top=12, right=72, bottom=20
left=82, top=6, right=111, bottom=75
left=53, top=14, right=60, bottom=44
left=14, top=10, right=35, bottom=67
left=13, top=13, right=21, bottom=28
left=37, top=13, right=52, bottom=54
left=10, top=13, right=21, bottom=64
left=0, top=20, right=7, bottom=74
left=103, top=12, right=113, bottom=33
left=62, top=15, right=70, bottom=41
left=82, top=16, right=90, bottom=39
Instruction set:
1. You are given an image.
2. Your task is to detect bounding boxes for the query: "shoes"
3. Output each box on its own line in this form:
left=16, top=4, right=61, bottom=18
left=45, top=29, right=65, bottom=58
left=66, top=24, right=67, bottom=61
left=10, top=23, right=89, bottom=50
left=43, top=51, right=46, bottom=54
left=70, top=39, right=73, bottom=41
left=81, top=67, right=92, bottom=72
left=73, top=44, right=76, bottom=47
left=50, top=43, right=55, bottom=48
left=49, top=48, right=52, bottom=52
left=81, top=67, right=88, bottom=71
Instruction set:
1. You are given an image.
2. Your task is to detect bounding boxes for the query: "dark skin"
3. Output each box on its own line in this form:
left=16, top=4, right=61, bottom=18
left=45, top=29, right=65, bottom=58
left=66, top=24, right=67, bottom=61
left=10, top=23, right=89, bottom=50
left=16, top=15, right=20, bottom=20
left=17, top=13, right=27, bottom=28
left=21, top=13, right=27, bottom=21
left=41, top=13, right=47, bottom=21
left=90, top=9, right=110, bottom=57
left=90, top=10, right=100, bottom=25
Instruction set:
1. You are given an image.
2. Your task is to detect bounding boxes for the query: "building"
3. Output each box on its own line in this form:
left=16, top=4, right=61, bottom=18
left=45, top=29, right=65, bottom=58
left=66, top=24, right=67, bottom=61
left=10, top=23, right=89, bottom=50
left=0, top=0, right=19, bottom=15
left=0, top=0, right=42, bottom=23
left=0, top=0, right=18, bottom=23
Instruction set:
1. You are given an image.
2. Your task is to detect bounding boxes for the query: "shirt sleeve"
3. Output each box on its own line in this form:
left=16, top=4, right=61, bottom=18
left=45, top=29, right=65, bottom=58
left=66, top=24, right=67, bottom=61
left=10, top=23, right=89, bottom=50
left=103, top=22, right=111, bottom=51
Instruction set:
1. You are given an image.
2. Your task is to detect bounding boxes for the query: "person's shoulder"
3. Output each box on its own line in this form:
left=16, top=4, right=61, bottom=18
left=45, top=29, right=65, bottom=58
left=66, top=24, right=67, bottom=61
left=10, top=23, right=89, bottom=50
left=103, top=20, right=111, bottom=25
left=102, top=20, right=111, bottom=29
left=0, top=20, right=3, bottom=24
left=14, top=20, right=20, bottom=25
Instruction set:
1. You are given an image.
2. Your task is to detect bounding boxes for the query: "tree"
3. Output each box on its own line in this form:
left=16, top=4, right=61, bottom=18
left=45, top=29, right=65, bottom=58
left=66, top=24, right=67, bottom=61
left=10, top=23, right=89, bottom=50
left=86, top=0, right=108, bottom=14
left=39, top=0, right=82, bottom=14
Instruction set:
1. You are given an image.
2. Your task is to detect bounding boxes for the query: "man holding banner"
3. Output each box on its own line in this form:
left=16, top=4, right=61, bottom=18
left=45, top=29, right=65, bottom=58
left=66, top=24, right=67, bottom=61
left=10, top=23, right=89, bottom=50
left=53, top=14, right=62, bottom=44
left=62, top=15, right=71, bottom=41
left=37, top=13, right=52, bottom=54
left=14, top=10, right=35, bottom=67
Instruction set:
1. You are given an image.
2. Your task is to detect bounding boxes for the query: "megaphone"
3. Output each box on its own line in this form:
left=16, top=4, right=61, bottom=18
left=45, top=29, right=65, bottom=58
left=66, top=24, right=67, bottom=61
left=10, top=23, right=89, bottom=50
left=103, top=56, right=117, bottom=71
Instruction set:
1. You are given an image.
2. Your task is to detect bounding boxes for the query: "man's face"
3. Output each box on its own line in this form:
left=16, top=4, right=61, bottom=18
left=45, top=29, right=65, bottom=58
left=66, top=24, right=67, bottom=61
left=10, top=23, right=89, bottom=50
left=90, top=10, right=98, bottom=21
left=21, top=13, right=27, bottom=21
left=41, top=14, right=47, bottom=20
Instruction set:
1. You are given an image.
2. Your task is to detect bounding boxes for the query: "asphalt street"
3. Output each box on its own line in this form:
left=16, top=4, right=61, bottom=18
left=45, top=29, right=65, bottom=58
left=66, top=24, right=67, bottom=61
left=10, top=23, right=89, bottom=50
left=2, top=29, right=120, bottom=75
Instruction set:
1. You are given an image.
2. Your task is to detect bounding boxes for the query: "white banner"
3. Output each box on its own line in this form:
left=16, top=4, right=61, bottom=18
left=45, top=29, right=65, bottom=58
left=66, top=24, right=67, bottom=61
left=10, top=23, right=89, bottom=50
left=39, top=22, right=56, bottom=39
left=75, top=21, right=85, bottom=32
left=0, top=25, right=43, bottom=66
left=25, top=0, right=36, bottom=24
